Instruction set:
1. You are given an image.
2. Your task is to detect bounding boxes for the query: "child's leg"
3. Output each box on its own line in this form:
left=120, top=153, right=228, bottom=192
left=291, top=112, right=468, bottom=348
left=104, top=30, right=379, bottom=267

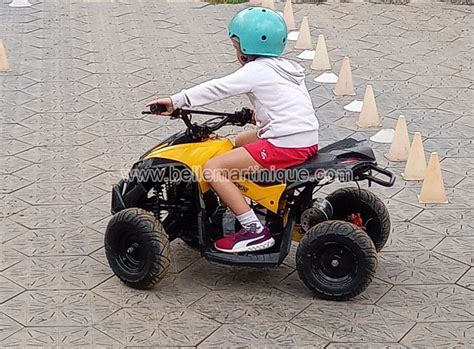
left=234, top=130, right=258, bottom=148
left=204, top=148, right=274, bottom=252
left=203, top=147, right=260, bottom=216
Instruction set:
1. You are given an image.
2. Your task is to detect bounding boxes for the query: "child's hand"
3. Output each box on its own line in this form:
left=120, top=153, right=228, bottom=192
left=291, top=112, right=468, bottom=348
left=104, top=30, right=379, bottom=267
left=145, top=97, right=174, bottom=116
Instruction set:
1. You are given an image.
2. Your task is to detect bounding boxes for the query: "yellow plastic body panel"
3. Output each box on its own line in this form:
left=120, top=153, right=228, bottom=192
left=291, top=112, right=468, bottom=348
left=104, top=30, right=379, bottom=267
left=144, top=138, right=287, bottom=213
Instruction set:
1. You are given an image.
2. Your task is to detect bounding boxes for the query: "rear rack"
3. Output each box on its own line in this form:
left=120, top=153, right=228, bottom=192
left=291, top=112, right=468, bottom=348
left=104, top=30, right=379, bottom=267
left=355, top=163, right=396, bottom=187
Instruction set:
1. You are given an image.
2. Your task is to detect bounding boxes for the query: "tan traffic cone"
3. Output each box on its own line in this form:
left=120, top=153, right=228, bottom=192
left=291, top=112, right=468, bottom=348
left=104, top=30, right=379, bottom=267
left=356, top=85, right=380, bottom=128
left=261, top=0, right=275, bottom=9
left=0, top=40, right=10, bottom=72
left=334, top=57, right=355, bottom=96
left=295, top=17, right=312, bottom=50
left=419, top=152, right=448, bottom=204
left=310, top=35, right=331, bottom=71
left=385, top=115, right=410, bottom=162
left=402, top=132, right=427, bottom=180
left=283, top=0, right=296, bottom=31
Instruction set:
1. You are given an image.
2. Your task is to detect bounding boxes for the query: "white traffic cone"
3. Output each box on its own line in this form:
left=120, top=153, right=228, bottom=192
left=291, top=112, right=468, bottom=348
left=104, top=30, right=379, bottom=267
left=334, top=57, right=355, bottom=96
left=403, top=132, right=427, bottom=180
left=295, top=17, right=312, bottom=50
left=419, top=152, right=448, bottom=204
left=310, top=34, right=331, bottom=71
left=356, top=85, right=381, bottom=128
left=9, top=0, right=32, bottom=7
left=385, top=115, right=410, bottom=162
left=283, top=0, right=296, bottom=31
left=0, top=40, right=10, bottom=72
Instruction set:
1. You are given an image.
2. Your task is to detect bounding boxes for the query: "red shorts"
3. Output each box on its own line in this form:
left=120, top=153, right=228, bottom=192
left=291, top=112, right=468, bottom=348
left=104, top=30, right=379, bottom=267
left=243, top=139, right=318, bottom=170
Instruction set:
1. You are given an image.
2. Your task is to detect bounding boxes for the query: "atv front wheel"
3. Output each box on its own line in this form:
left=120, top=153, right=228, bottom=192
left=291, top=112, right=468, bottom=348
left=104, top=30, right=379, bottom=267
left=296, top=220, right=377, bottom=301
left=326, top=187, right=390, bottom=252
left=105, top=208, right=170, bottom=289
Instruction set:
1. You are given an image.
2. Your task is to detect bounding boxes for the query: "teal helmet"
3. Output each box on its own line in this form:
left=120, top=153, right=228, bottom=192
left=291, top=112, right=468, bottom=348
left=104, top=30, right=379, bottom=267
left=228, top=7, right=288, bottom=57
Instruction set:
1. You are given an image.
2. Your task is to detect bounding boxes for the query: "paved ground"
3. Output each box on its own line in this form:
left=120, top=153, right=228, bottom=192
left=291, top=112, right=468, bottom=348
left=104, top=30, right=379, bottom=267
left=1, top=0, right=473, bottom=347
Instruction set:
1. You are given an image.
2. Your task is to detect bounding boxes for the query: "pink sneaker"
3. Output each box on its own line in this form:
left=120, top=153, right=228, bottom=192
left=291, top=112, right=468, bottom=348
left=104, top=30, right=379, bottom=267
left=214, top=227, right=275, bottom=253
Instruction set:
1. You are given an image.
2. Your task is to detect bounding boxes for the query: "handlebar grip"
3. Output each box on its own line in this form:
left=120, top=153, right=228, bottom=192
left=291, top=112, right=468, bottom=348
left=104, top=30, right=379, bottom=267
left=150, top=104, right=168, bottom=114
left=233, top=108, right=253, bottom=126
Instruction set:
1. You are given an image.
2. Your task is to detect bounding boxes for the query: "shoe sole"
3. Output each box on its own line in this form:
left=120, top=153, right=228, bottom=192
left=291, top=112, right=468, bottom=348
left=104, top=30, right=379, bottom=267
left=215, top=238, right=276, bottom=253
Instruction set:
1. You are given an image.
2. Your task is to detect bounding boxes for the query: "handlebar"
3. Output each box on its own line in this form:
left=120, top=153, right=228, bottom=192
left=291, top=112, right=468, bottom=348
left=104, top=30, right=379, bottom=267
left=142, top=104, right=253, bottom=139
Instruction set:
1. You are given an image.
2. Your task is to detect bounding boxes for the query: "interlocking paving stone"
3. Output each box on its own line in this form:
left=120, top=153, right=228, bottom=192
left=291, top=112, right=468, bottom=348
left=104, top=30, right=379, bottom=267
left=0, top=327, right=123, bottom=347
left=15, top=145, right=100, bottom=164
left=11, top=205, right=109, bottom=230
left=0, top=244, right=23, bottom=273
left=0, top=123, right=36, bottom=140
left=381, top=198, right=424, bottom=222
left=0, top=218, right=28, bottom=245
left=0, top=174, right=33, bottom=195
left=179, top=258, right=293, bottom=292
left=0, top=276, right=24, bottom=305
left=378, top=251, right=469, bottom=284
left=1, top=256, right=111, bottom=290
left=191, top=287, right=311, bottom=324
left=412, top=209, right=474, bottom=236
left=19, top=112, right=98, bottom=132
left=400, top=322, right=474, bottom=347
left=168, top=240, right=201, bottom=274
left=21, top=130, right=97, bottom=147
left=96, top=307, right=220, bottom=347
left=13, top=162, right=104, bottom=183
left=94, top=275, right=210, bottom=309
left=0, top=139, right=34, bottom=157
left=377, top=285, right=474, bottom=322
left=1, top=0, right=473, bottom=346
left=326, top=343, right=407, bottom=349
left=291, top=303, right=414, bottom=342
left=0, top=312, right=22, bottom=342
left=0, top=291, right=119, bottom=327
left=0, top=195, right=30, bottom=219
left=398, top=187, right=473, bottom=209
left=384, top=222, right=445, bottom=251
left=458, top=268, right=474, bottom=291
left=0, top=156, right=32, bottom=175
left=5, top=227, right=104, bottom=257
left=199, top=322, right=329, bottom=348
left=434, top=236, right=474, bottom=266
left=13, top=181, right=105, bottom=206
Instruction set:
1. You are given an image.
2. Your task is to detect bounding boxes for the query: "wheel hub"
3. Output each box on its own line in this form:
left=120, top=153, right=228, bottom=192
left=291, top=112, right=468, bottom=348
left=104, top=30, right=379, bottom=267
left=313, top=242, right=357, bottom=282
left=116, top=235, right=146, bottom=274
left=127, top=242, right=139, bottom=256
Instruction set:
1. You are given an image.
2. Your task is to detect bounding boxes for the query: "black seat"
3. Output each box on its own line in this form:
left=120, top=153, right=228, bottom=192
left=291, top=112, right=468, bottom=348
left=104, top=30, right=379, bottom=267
left=248, top=138, right=376, bottom=185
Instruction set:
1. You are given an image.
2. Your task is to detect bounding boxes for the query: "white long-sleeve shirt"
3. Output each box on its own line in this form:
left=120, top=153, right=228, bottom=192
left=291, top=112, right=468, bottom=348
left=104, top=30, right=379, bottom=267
left=171, top=57, right=319, bottom=148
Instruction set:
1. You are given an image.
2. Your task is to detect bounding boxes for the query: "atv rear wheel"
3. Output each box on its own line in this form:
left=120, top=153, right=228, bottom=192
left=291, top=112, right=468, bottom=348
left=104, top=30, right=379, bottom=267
left=296, top=220, right=377, bottom=301
left=326, top=187, right=390, bottom=252
left=105, top=208, right=170, bottom=289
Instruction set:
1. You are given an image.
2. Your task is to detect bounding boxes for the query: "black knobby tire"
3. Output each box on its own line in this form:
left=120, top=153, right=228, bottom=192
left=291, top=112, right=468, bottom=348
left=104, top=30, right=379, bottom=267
left=326, top=187, right=390, bottom=252
left=296, top=220, right=377, bottom=301
left=104, top=208, right=170, bottom=289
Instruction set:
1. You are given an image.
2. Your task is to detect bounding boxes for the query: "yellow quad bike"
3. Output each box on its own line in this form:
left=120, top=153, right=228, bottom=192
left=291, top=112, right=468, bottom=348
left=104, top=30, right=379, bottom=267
left=104, top=105, right=395, bottom=300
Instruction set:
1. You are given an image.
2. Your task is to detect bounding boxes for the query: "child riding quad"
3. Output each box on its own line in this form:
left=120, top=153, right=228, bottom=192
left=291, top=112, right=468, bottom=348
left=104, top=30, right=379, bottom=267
left=105, top=104, right=395, bottom=300
left=104, top=7, right=395, bottom=300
